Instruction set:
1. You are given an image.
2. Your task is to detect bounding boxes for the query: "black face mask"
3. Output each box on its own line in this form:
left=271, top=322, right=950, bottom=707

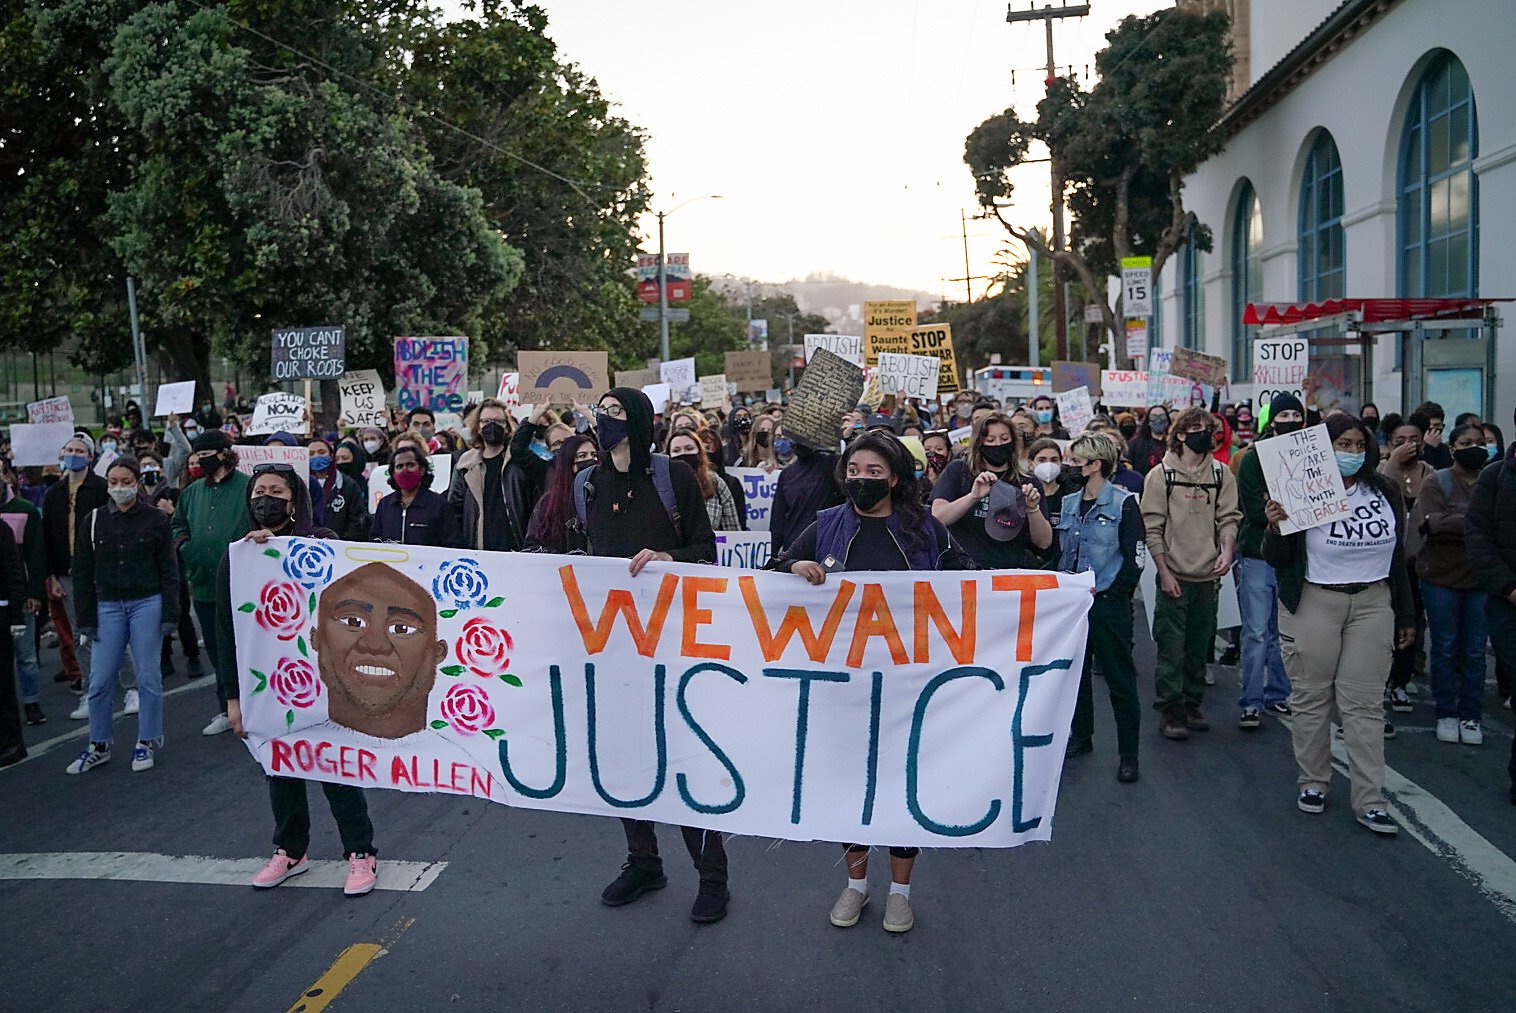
left=732, top=416, right=752, bottom=434
left=980, top=443, right=1014, bottom=467
left=1273, top=419, right=1303, bottom=436
left=671, top=451, right=702, bottom=473
left=596, top=412, right=629, bottom=450
left=573, top=458, right=597, bottom=474
left=480, top=421, right=506, bottom=446
left=250, top=495, right=292, bottom=530
left=1184, top=431, right=1214, bottom=455
left=755, top=431, right=771, bottom=447
left=1454, top=446, right=1489, bottom=472
left=844, top=477, right=892, bottom=512
left=1119, top=422, right=1137, bottom=438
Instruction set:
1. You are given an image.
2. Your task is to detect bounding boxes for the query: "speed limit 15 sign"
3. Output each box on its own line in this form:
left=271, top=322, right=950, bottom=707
left=1121, top=256, right=1152, bottom=318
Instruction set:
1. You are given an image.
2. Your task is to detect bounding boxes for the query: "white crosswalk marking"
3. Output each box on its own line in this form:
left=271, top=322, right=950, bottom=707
left=0, top=852, right=448, bottom=892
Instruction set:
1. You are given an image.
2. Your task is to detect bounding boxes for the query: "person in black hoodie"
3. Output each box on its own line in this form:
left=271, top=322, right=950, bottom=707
left=1465, top=407, right=1516, bottom=803
left=580, top=386, right=726, bottom=923
left=769, top=439, right=842, bottom=555
left=0, top=521, right=29, bottom=768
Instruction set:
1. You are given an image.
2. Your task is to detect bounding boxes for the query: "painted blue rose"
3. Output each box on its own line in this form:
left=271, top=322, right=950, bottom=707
left=281, top=540, right=335, bottom=590
left=433, top=557, right=489, bottom=611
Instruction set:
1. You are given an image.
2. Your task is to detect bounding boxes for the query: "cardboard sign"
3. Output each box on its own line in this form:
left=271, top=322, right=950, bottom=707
left=875, top=352, right=939, bottom=400
left=1252, top=423, right=1351, bottom=535
left=517, top=350, right=609, bottom=407
left=395, top=336, right=469, bottom=413
left=8, top=422, right=77, bottom=467
left=862, top=300, right=916, bottom=366
left=230, top=540, right=1094, bottom=848
left=909, top=323, right=959, bottom=394
left=1054, top=386, right=1094, bottom=437
left=153, top=381, right=197, bottom=417
left=496, top=372, right=520, bottom=408
left=614, top=367, right=659, bottom=389
left=27, top=396, right=73, bottom=426
left=1100, top=370, right=1148, bottom=406
left=803, top=334, right=863, bottom=366
left=713, top=530, right=772, bottom=569
left=236, top=444, right=311, bottom=483
left=659, top=358, right=698, bottom=404
left=247, top=393, right=307, bottom=436
left=367, top=454, right=454, bottom=512
left=337, top=370, right=387, bottom=429
left=699, top=374, right=728, bottom=409
left=724, top=351, right=772, bottom=392
left=727, top=467, right=778, bottom=531
left=785, top=348, right=862, bottom=450
left=1169, top=347, right=1228, bottom=387
left=271, top=325, right=345, bottom=380
left=1252, top=337, right=1308, bottom=410
left=1051, top=360, right=1102, bottom=396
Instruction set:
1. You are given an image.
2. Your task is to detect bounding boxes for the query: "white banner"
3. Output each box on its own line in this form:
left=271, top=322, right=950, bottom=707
left=9, top=422, right=76, bottom=467
left=231, top=540, right=1093, bottom=848
left=1100, top=370, right=1148, bottom=406
left=726, top=466, right=777, bottom=531
left=803, top=334, right=864, bottom=367
left=237, top=444, right=310, bottom=482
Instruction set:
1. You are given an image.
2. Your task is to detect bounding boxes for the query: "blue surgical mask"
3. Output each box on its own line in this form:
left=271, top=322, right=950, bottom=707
left=530, top=439, right=554, bottom=461
left=309, top=454, right=332, bottom=473
left=60, top=453, right=89, bottom=473
left=1335, top=451, right=1366, bottom=477
left=1035, top=409, right=1054, bottom=425
left=1488, top=442, right=1500, bottom=461
left=773, top=437, right=794, bottom=457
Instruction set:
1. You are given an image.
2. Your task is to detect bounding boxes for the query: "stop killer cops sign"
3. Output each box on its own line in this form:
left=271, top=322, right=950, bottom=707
left=231, top=540, right=1093, bottom=848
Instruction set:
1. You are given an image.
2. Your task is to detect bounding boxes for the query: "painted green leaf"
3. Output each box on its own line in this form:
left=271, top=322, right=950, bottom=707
left=500, top=673, right=522, bottom=687
left=484, top=596, right=504, bottom=608
left=237, top=602, right=255, bottom=613
left=439, top=608, right=458, bottom=619
left=263, top=548, right=281, bottom=558
left=482, top=729, right=505, bottom=740
left=297, top=635, right=308, bottom=658
left=440, top=665, right=464, bottom=676
left=430, top=719, right=448, bottom=730
left=252, top=669, right=267, bottom=693
left=308, top=592, right=316, bottom=613
left=284, top=709, right=294, bottom=728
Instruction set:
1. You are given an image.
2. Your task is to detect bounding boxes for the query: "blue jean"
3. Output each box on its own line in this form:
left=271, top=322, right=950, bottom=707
left=88, top=596, right=164, bottom=745
left=1422, top=581, right=1488, bottom=721
left=14, top=612, right=39, bottom=703
left=1236, top=556, right=1291, bottom=710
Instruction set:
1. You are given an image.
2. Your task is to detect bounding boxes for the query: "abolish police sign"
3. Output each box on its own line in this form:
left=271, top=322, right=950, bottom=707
left=271, top=326, right=345, bottom=380
left=231, top=540, right=1093, bottom=848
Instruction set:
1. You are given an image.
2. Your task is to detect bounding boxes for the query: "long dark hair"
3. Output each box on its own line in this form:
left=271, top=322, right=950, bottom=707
left=836, top=431, right=932, bottom=559
left=527, top=434, right=595, bottom=551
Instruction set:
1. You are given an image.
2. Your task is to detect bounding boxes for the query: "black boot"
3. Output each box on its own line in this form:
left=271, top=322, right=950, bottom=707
left=600, top=862, right=668, bottom=907
left=24, top=702, right=46, bottom=726
left=1117, top=757, right=1140, bottom=783
left=690, top=881, right=729, bottom=923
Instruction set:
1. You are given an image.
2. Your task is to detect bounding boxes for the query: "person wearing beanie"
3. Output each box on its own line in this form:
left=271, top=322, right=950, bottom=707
left=1231, top=393, right=1306, bottom=732
left=578, top=387, right=727, bottom=924
left=171, top=429, right=251, bottom=735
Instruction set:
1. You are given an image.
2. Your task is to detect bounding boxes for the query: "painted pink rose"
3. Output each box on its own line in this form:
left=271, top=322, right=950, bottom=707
left=269, top=657, right=321, bottom=710
left=439, top=684, right=495, bottom=735
left=455, top=617, right=513, bottom=678
left=254, top=580, right=305, bottom=641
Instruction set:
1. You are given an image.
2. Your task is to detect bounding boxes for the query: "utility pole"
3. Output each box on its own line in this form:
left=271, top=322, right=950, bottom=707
left=1028, top=245, right=1040, bottom=368
left=947, top=209, right=991, bottom=304
left=656, top=211, right=670, bottom=363
left=1006, top=2, right=1090, bottom=361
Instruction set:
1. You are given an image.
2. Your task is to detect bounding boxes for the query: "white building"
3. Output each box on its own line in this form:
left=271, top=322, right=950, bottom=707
left=1156, top=0, right=1513, bottom=428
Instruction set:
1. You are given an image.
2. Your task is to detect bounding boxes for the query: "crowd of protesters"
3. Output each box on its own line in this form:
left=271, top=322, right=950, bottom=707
left=0, top=380, right=1510, bottom=925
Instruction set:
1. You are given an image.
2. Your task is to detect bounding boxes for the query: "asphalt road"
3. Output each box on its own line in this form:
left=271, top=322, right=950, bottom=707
left=2, top=626, right=1513, bottom=1012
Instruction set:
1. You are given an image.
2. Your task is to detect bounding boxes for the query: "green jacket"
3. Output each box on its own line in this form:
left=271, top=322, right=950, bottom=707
left=0, top=492, right=46, bottom=601
left=170, top=470, right=251, bottom=602
left=1236, top=446, right=1268, bottom=560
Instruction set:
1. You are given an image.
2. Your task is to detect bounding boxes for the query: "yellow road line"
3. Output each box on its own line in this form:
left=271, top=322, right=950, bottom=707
left=287, top=943, right=386, bottom=1013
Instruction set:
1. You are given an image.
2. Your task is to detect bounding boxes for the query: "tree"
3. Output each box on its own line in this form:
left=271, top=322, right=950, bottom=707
left=965, top=7, right=1232, bottom=365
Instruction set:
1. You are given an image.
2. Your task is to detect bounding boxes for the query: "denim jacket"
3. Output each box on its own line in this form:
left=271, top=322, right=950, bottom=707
left=1056, top=482, right=1131, bottom=592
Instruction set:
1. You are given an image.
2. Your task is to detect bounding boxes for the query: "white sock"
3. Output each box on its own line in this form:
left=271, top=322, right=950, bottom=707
left=889, top=882, right=911, bottom=899
left=847, top=877, right=868, bottom=896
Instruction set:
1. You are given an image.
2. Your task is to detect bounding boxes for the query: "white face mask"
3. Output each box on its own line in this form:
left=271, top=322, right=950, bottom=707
left=1033, top=461, right=1062, bottom=484
left=363, top=440, right=382, bottom=455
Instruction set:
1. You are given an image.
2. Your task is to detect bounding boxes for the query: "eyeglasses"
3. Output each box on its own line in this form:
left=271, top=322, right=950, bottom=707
left=252, top=463, right=296, bottom=475
left=598, top=404, right=627, bottom=419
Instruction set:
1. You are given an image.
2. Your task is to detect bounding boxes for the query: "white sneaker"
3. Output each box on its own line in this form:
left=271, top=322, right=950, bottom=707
left=1436, top=717, right=1459, bottom=743
left=1459, top=720, right=1483, bottom=745
left=202, top=713, right=232, bottom=736
left=69, top=698, right=90, bottom=720
left=131, top=741, right=156, bottom=771
left=123, top=689, right=140, bottom=715
left=65, top=744, right=111, bottom=775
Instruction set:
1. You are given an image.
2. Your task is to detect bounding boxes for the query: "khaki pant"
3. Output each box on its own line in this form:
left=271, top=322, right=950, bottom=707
left=1279, top=581, right=1392, bottom=815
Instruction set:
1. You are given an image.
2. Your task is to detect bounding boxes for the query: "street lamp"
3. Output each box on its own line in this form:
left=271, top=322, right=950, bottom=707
left=656, top=194, right=724, bottom=362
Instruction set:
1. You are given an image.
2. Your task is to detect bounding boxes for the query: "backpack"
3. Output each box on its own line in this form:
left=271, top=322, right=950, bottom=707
left=1161, top=461, right=1226, bottom=504
left=573, top=453, right=682, bottom=540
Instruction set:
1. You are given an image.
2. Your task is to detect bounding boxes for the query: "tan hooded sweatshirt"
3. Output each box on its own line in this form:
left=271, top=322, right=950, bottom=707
left=1140, top=450, right=1242, bottom=581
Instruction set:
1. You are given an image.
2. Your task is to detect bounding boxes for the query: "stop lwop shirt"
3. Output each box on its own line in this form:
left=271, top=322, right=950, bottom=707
left=1304, top=482, right=1396, bottom=585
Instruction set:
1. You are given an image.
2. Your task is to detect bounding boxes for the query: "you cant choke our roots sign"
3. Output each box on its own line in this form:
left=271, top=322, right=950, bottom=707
left=231, top=540, right=1093, bottom=848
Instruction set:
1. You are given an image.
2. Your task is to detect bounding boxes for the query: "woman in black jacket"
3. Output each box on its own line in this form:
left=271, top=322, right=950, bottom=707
left=308, top=436, right=369, bottom=542
left=371, top=445, right=460, bottom=547
left=525, top=435, right=598, bottom=554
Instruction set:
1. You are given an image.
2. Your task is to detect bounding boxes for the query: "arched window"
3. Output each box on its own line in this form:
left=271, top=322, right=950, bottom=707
left=1399, top=52, right=1477, bottom=302
left=1180, top=222, right=1202, bottom=350
left=1231, top=182, right=1262, bottom=380
left=1298, top=131, right=1345, bottom=304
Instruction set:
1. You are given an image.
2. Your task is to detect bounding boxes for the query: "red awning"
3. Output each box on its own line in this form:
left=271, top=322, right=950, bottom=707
left=1243, top=298, right=1504, bottom=326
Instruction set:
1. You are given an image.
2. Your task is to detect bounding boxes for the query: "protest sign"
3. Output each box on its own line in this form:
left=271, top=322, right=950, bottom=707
left=1137, top=541, right=1240, bottom=636
left=1054, top=386, right=1094, bottom=437
left=863, top=300, right=916, bottom=366
left=875, top=352, right=939, bottom=399
left=337, top=370, right=387, bottom=429
left=154, top=381, right=196, bottom=417
left=1051, top=361, right=1102, bottom=396
left=231, top=539, right=1093, bottom=847
left=1100, top=370, right=1148, bottom=406
left=247, top=393, right=307, bottom=436
left=614, top=367, right=659, bottom=389
left=367, top=454, right=454, bottom=512
left=8, top=422, right=75, bottom=467
left=724, top=351, right=772, bottom=392
left=765, top=388, right=783, bottom=404
left=496, top=372, right=520, bottom=408
left=435, top=412, right=465, bottom=437
left=271, top=326, right=345, bottom=381
left=785, top=348, right=862, bottom=450
left=93, top=448, right=119, bottom=478
left=1168, top=347, right=1228, bottom=387
left=395, top=337, right=468, bottom=413
left=909, top=323, right=959, bottom=394
left=659, top=358, right=698, bottom=404
left=1251, top=423, right=1352, bottom=535
left=948, top=425, right=973, bottom=447
left=713, top=530, right=772, bottom=569
left=726, top=467, right=778, bottom=531
left=1252, top=337, right=1308, bottom=409
left=27, top=396, right=73, bottom=426
left=1149, top=349, right=1173, bottom=375
left=1145, top=372, right=1192, bottom=409
left=1125, top=320, right=1149, bottom=360
left=699, top=374, right=728, bottom=409
left=517, top=350, right=608, bottom=407
left=642, top=383, right=672, bottom=414
left=237, top=444, right=310, bottom=482
left=804, top=334, right=863, bottom=366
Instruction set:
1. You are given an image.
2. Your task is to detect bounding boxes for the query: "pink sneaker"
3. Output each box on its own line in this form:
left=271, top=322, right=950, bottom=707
left=253, top=849, right=308, bottom=889
left=344, top=853, right=377, bottom=897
